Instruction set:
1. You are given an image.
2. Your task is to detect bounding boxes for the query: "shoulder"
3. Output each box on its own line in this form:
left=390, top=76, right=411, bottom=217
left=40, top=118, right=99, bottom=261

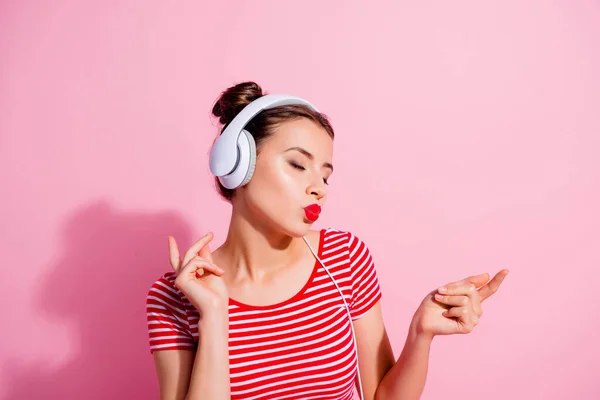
left=321, top=227, right=370, bottom=253
left=146, top=271, right=187, bottom=310
left=148, top=271, right=177, bottom=293
left=146, top=272, right=196, bottom=352
left=323, top=229, right=382, bottom=317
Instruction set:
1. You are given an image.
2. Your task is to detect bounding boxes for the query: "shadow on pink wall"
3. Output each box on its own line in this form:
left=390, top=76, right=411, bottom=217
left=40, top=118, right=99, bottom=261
left=3, top=201, right=195, bottom=400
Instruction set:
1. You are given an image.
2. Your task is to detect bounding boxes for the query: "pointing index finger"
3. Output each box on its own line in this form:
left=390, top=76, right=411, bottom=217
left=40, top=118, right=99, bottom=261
left=183, top=232, right=214, bottom=266
left=479, top=269, right=509, bottom=301
left=197, top=240, right=213, bottom=263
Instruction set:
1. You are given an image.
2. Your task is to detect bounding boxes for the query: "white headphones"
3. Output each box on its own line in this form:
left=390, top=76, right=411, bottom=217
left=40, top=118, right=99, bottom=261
left=209, top=94, right=319, bottom=190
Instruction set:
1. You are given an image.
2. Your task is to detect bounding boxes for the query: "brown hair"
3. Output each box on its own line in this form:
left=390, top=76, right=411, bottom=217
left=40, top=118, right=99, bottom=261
left=211, top=81, right=335, bottom=202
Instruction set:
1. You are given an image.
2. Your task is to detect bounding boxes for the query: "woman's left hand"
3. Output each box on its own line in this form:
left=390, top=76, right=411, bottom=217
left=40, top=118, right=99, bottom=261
left=411, top=270, right=509, bottom=338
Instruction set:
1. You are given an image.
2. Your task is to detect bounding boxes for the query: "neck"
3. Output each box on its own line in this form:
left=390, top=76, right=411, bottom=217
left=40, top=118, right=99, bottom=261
left=217, top=206, right=305, bottom=282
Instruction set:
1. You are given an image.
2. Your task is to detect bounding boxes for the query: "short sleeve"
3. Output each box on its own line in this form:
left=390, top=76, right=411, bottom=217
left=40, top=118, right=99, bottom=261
left=146, top=273, right=196, bottom=353
left=347, top=233, right=382, bottom=320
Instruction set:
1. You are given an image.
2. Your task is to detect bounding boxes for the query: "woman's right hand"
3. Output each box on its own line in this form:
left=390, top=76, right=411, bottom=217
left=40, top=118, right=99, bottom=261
left=168, top=232, right=229, bottom=317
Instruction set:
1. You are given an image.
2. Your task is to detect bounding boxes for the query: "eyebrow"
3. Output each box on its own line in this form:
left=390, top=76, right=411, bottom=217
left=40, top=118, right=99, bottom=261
left=284, top=146, right=334, bottom=172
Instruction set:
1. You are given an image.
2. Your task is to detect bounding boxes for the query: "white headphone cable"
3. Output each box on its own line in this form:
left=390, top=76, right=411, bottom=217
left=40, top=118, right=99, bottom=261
left=302, top=235, right=364, bottom=400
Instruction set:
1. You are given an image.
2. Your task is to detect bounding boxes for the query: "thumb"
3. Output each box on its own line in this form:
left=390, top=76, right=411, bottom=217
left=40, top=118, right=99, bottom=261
left=467, top=273, right=490, bottom=288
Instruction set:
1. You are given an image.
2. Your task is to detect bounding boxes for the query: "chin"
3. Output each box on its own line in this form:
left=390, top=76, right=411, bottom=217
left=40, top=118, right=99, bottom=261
left=250, top=202, right=313, bottom=238
left=280, top=220, right=314, bottom=238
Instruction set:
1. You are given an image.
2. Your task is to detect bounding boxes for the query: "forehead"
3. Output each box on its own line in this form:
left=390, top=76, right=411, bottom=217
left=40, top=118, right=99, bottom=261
left=261, top=118, right=333, bottom=157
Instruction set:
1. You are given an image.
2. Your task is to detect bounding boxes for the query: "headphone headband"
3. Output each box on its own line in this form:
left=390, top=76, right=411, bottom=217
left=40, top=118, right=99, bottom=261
left=209, top=94, right=319, bottom=177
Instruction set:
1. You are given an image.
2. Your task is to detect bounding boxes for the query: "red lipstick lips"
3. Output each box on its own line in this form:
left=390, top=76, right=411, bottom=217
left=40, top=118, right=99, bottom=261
left=304, top=204, right=321, bottom=222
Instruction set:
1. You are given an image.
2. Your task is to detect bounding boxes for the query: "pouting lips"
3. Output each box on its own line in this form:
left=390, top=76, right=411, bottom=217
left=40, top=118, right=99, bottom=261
left=304, top=204, right=321, bottom=221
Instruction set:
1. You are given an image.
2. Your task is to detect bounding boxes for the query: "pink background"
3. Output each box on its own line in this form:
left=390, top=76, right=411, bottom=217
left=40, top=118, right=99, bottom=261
left=1, top=1, right=599, bottom=399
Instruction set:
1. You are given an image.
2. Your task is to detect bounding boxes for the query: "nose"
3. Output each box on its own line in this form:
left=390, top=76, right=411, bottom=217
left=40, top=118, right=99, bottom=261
left=306, top=176, right=327, bottom=201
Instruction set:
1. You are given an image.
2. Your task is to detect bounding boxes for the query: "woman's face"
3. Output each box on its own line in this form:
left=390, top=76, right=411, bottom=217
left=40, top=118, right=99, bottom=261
left=236, top=118, right=334, bottom=237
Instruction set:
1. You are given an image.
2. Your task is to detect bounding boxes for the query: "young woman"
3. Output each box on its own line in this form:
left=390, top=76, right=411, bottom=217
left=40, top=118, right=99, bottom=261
left=146, top=81, right=508, bottom=400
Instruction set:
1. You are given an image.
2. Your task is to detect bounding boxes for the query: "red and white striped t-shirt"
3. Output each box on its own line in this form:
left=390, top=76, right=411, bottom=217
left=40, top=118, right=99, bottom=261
left=146, top=228, right=382, bottom=400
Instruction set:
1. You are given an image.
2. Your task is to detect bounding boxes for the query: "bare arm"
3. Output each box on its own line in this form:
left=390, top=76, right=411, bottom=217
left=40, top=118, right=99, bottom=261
left=374, top=326, right=432, bottom=400
left=152, top=312, right=230, bottom=400
left=153, top=349, right=195, bottom=400
left=373, top=270, right=509, bottom=399
left=352, top=300, right=431, bottom=400
left=186, top=313, right=230, bottom=399
left=153, top=233, right=231, bottom=399
left=352, top=301, right=395, bottom=400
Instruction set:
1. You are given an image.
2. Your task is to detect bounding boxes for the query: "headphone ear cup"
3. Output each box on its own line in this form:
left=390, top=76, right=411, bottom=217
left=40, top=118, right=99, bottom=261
left=217, top=129, right=256, bottom=190
left=240, top=130, right=257, bottom=187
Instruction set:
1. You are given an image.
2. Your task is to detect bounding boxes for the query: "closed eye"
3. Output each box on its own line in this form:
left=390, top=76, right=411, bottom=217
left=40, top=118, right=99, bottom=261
left=289, top=162, right=305, bottom=171
left=289, top=162, right=329, bottom=185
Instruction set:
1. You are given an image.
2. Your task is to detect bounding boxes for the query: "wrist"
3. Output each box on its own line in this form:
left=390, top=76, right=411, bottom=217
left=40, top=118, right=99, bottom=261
left=408, top=317, right=434, bottom=344
left=198, top=309, right=229, bottom=333
left=407, top=327, right=434, bottom=347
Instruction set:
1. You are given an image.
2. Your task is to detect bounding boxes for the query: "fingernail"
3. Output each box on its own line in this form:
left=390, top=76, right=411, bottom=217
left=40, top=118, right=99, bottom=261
left=435, top=294, right=443, bottom=300
left=438, top=287, right=447, bottom=292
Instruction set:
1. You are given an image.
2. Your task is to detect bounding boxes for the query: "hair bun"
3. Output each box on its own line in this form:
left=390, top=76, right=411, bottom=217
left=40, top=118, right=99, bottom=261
left=212, top=81, right=264, bottom=125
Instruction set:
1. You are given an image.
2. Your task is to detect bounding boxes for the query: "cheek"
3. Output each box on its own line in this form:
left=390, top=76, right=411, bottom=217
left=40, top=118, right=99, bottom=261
left=255, top=160, right=296, bottom=192
left=257, top=166, right=308, bottom=216
left=245, top=164, right=302, bottom=219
